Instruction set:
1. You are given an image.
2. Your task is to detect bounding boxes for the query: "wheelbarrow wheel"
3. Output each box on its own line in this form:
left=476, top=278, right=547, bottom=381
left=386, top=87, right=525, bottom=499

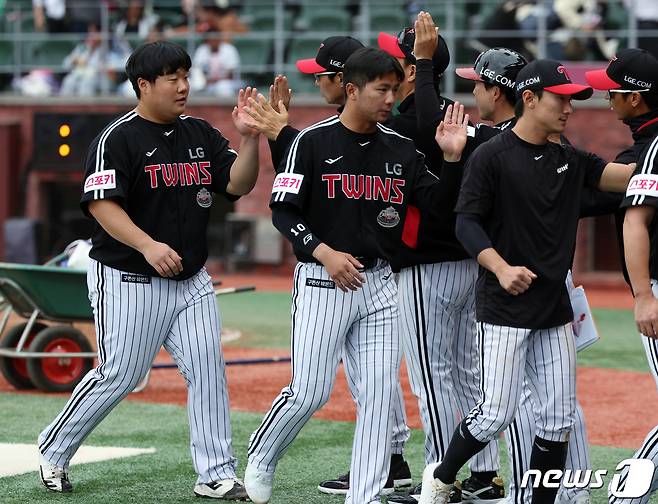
left=0, top=322, right=48, bottom=389
left=26, top=326, right=94, bottom=393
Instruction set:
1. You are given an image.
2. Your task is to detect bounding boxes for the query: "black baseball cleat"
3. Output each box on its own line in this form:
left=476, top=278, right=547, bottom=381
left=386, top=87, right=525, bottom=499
left=388, top=481, right=463, bottom=503
left=39, top=454, right=73, bottom=493
left=318, top=455, right=412, bottom=495
left=461, top=476, right=505, bottom=503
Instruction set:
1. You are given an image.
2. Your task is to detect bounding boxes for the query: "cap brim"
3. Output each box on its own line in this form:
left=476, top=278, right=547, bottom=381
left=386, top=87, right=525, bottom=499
left=545, top=83, right=593, bottom=100
left=585, top=68, right=621, bottom=90
left=377, top=32, right=405, bottom=59
left=296, top=58, right=326, bottom=74
left=456, top=67, right=482, bottom=81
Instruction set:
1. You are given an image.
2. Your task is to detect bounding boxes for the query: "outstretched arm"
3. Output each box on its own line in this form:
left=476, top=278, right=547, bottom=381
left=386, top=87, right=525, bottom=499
left=228, top=87, right=261, bottom=195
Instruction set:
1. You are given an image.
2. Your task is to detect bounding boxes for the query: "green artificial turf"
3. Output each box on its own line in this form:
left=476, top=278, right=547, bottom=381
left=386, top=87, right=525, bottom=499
left=219, top=292, right=654, bottom=373
left=1, top=393, right=654, bottom=503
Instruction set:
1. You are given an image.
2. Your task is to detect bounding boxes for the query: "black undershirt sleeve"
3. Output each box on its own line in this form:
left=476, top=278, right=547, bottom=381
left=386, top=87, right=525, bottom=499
left=268, top=125, right=301, bottom=171
left=415, top=59, right=447, bottom=133
left=455, top=212, right=492, bottom=259
left=271, top=202, right=322, bottom=257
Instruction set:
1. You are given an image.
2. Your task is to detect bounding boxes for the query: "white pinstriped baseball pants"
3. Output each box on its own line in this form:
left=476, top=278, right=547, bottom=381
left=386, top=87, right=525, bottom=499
left=505, top=380, right=591, bottom=504
left=38, top=260, right=237, bottom=484
left=247, top=260, right=400, bottom=504
left=398, top=260, right=500, bottom=472
left=608, top=281, right=658, bottom=504
left=465, top=322, right=577, bottom=444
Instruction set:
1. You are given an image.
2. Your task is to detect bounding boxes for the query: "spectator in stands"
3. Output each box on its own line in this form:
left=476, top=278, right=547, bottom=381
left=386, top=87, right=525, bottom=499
left=624, top=0, right=658, bottom=57
left=190, top=28, right=240, bottom=97
left=60, top=20, right=131, bottom=96
left=33, top=0, right=67, bottom=33
left=167, top=2, right=247, bottom=42
left=114, top=0, right=160, bottom=41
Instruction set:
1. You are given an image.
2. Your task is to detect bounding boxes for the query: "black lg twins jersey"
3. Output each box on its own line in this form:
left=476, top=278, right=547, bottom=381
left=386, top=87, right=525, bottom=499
left=80, top=111, right=238, bottom=280
left=270, top=115, right=455, bottom=263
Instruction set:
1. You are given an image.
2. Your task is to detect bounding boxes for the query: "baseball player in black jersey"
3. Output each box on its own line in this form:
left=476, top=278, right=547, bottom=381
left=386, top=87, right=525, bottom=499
left=586, top=49, right=658, bottom=504
left=377, top=14, right=505, bottom=504
left=242, top=36, right=415, bottom=496
left=244, top=48, right=468, bottom=504
left=37, top=41, right=260, bottom=500
left=455, top=45, right=626, bottom=504
left=417, top=60, right=634, bottom=504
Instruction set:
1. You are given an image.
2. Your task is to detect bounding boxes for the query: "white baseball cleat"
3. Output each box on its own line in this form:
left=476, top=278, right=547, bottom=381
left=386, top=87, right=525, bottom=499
left=39, top=453, right=72, bottom=493
left=244, top=462, right=274, bottom=504
left=194, top=479, right=249, bottom=500
left=418, top=463, right=453, bottom=504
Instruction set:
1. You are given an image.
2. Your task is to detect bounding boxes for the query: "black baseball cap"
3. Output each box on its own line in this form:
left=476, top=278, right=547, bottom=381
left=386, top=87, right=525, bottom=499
left=515, top=59, right=593, bottom=100
left=456, top=47, right=527, bottom=90
left=585, top=48, right=658, bottom=92
left=296, top=36, right=364, bottom=74
left=377, top=27, right=450, bottom=76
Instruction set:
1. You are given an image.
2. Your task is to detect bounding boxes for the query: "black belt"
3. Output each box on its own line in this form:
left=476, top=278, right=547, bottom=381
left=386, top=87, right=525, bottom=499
left=307, top=256, right=378, bottom=270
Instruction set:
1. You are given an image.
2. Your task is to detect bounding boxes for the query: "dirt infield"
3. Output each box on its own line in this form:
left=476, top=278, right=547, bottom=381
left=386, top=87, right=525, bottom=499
left=2, top=346, right=654, bottom=451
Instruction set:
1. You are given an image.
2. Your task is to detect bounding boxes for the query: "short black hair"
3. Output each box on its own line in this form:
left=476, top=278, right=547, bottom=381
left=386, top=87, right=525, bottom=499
left=514, top=89, right=543, bottom=117
left=643, top=91, right=658, bottom=110
left=343, top=47, right=404, bottom=90
left=484, top=81, right=516, bottom=106
left=125, top=41, right=191, bottom=98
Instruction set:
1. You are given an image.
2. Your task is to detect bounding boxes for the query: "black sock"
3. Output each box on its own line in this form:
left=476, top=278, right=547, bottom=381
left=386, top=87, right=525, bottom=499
left=529, top=436, right=568, bottom=504
left=434, top=420, right=488, bottom=483
left=471, top=471, right=498, bottom=483
left=390, top=453, right=404, bottom=464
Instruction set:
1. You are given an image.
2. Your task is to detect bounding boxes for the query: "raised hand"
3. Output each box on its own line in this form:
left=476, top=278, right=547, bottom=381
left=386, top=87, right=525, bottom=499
left=232, top=87, right=260, bottom=137
left=244, top=92, right=289, bottom=141
left=414, top=11, right=439, bottom=60
left=269, top=75, right=292, bottom=112
left=435, top=101, right=469, bottom=162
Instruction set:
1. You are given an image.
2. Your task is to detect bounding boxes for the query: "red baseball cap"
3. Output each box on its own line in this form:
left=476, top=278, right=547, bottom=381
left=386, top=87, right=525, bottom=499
left=378, top=27, right=450, bottom=75
left=515, top=59, right=592, bottom=100
left=585, top=48, right=658, bottom=92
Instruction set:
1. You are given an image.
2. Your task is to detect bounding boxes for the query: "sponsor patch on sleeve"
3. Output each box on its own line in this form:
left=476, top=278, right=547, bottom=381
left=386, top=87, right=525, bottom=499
left=626, top=174, right=658, bottom=198
left=272, top=172, right=304, bottom=195
left=84, top=170, right=117, bottom=193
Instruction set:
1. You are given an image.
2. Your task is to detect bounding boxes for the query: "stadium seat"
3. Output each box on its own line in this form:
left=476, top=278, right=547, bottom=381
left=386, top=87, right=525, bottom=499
left=233, top=37, right=272, bottom=69
left=0, top=40, right=14, bottom=67
left=370, top=10, right=408, bottom=33
left=287, top=36, right=324, bottom=65
left=249, top=10, right=294, bottom=32
left=297, top=8, right=352, bottom=32
left=25, top=38, right=81, bottom=68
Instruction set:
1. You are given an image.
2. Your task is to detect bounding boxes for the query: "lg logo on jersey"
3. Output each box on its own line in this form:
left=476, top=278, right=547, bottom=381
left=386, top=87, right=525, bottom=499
left=385, top=163, right=402, bottom=176
left=189, top=147, right=205, bottom=159
left=520, top=459, right=655, bottom=498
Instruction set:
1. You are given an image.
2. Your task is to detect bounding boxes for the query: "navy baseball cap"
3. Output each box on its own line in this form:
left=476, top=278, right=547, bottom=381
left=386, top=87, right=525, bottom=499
left=378, top=27, right=450, bottom=76
left=515, top=59, right=593, bottom=100
left=296, top=36, right=364, bottom=74
left=585, top=48, right=658, bottom=92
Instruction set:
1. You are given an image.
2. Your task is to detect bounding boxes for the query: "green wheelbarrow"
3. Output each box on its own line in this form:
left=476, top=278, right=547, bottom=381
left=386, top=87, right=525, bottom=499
left=0, top=260, right=95, bottom=393
left=0, top=260, right=256, bottom=393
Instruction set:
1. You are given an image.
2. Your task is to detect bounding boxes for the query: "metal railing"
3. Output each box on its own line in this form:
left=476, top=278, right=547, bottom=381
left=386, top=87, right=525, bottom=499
left=0, top=0, right=655, bottom=97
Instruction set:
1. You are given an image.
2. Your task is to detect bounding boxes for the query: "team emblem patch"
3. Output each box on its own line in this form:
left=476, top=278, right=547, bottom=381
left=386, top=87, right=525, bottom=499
left=196, top=188, right=212, bottom=208
left=377, top=206, right=400, bottom=228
